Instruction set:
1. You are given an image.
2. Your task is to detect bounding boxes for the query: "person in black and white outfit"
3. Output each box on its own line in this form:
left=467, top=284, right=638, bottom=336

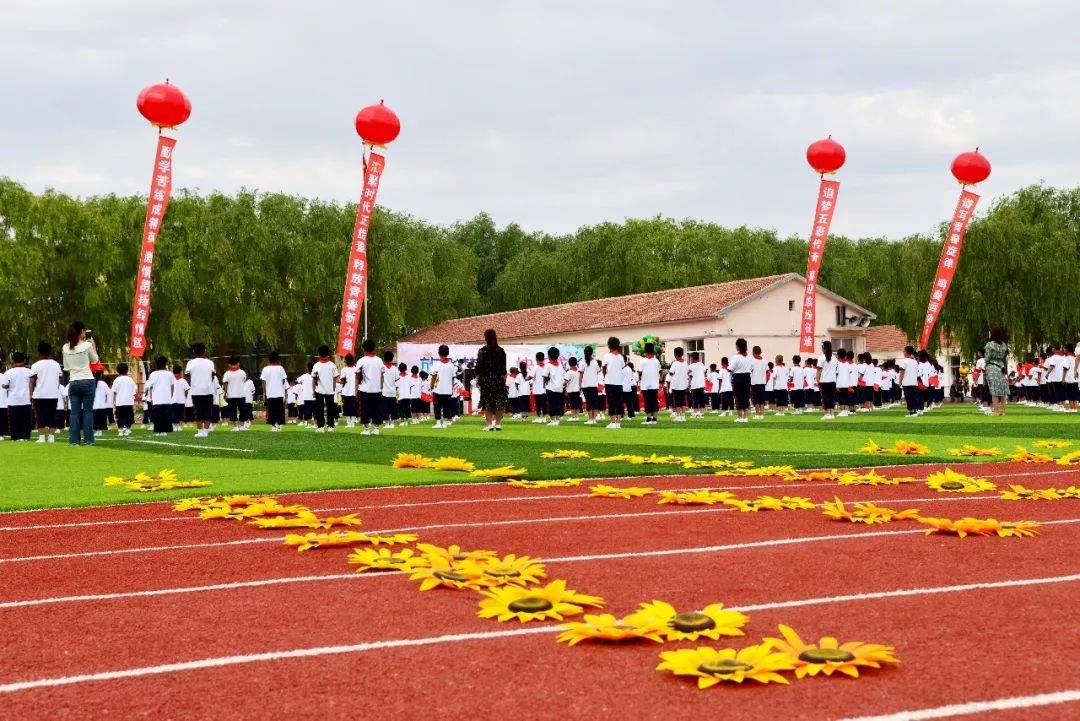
left=29, top=341, right=63, bottom=443
left=817, top=340, right=839, bottom=420
left=729, top=339, right=754, bottom=424
left=580, top=346, right=602, bottom=425
left=600, top=337, right=625, bottom=429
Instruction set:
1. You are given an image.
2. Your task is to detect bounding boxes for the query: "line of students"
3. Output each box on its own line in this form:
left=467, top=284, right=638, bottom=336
left=975, top=344, right=1079, bottom=414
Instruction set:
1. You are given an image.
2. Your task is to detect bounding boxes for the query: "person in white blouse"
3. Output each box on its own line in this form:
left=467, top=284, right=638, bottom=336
left=60, top=322, right=99, bottom=445
left=728, top=339, right=754, bottom=424
left=816, top=340, right=839, bottom=420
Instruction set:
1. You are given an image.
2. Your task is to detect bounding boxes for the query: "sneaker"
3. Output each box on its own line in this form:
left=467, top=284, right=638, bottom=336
left=584, top=420, right=597, bottom=426
left=546, top=420, right=560, bottom=427
left=605, top=422, right=620, bottom=429
left=232, top=426, right=243, bottom=432
left=315, top=427, right=326, bottom=433
left=48, top=435, right=56, bottom=443
left=36, top=436, right=47, bottom=443
left=371, top=427, right=380, bottom=435
left=433, top=421, right=444, bottom=429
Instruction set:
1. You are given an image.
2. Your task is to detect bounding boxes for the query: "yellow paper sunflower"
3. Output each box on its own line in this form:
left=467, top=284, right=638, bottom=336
left=925, top=469, right=997, bottom=494
left=283, top=530, right=370, bottom=551
left=763, top=625, right=899, bottom=678
left=470, top=466, right=528, bottom=479
left=795, top=469, right=843, bottom=482
left=631, top=453, right=694, bottom=466
left=408, top=557, right=489, bottom=591
left=624, top=600, right=748, bottom=642
left=392, top=452, right=433, bottom=469
left=724, top=465, right=800, bottom=480
left=821, top=498, right=920, bottom=525
left=348, top=547, right=430, bottom=572
left=508, top=478, right=583, bottom=489
left=1056, top=450, right=1080, bottom=466
left=947, top=444, right=1000, bottom=457
left=248, top=511, right=325, bottom=529
left=356, top=532, right=420, bottom=546
left=477, top=580, right=604, bottom=623
left=836, top=470, right=916, bottom=486
left=592, top=453, right=645, bottom=463
left=917, top=516, right=1039, bottom=538
left=105, top=469, right=211, bottom=492
left=691, top=459, right=755, bottom=471
left=1034, top=439, right=1072, bottom=449
left=1058, top=486, right=1080, bottom=499
left=1008, top=447, right=1055, bottom=463
left=431, top=456, right=476, bottom=472
left=657, top=644, right=795, bottom=687
left=890, top=440, right=931, bottom=455
left=999, top=484, right=1062, bottom=501
left=556, top=614, right=665, bottom=646
left=474, top=554, right=546, bottom=587
left=860, top=439, right=885, bottom=454
left=657, top=489, right=734, bottom=506
left=540, top=449, right=590, bottom=459
left=589, top=484, right=653, bottom=499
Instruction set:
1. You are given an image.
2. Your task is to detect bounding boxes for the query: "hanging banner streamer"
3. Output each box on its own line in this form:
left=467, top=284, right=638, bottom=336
left=336, top=151, right=386, bottom=357
left=799, top=179, right=840, bottom=353
left=128, top=135, right=177, bottom=357
left=919, top=189, right=980, bottom=348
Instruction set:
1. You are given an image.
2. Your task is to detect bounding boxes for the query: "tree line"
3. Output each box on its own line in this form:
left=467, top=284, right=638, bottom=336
left=0, top=178, right=1076, bottom=367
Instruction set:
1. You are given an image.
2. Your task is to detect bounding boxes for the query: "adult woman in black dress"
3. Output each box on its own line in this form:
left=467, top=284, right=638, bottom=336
left=476, top=328, right=508, bottom=431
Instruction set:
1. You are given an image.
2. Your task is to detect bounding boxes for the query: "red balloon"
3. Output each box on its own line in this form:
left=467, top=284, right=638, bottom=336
left=355, top=100, right=401, bottom=146
left=137, top=80, right=191, bottom=128
left=806, top=137, right=846, bottom=174
left=951, top=149, right=991, bottom=185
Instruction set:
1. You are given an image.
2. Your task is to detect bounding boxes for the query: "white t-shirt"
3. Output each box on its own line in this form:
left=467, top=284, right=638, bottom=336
left=297, top=373, right=315, bottom=402
left=1064, top=355, right=1077, bottom=384
left=515, top=375, right=530, bottom=397
left=382, top=366, right=398, bottom=397
left=222, top=368, right=247, bottom=398
left=545, top=363, right=565, bottom=392
left=707, top=370, right=719, bottom=392
left=432, top=360, right=456, bottom=394
left=170, top=377, right=190, bottom=405
left=688, top=361, right=706, bottom=389
left=393, top=374, right=411, bottom=399
left=669, top=359, right=689, bottom=390
left=639, top=356, right=661, bottom=390
left=791, top=366, right=805, bottom=390
left=621, top=365, right=636, bottom=392
left=2, top=367, right=33, bottom=405
left=286, top=385, right=300, bottom=405
left=260, top=364, right=288, bottom=399
left=506, top=375, right=520, bottom=398
left=56, top=384, right=68, bottom=410
left=339, top=365, right=359, bottom=396
left=1047, top=355, right=1067, bottom=383
left=772, top=364, right=789, bottom=389
left=243, top=379, right=255, bottom=403
left=601, top=352, right=625, bottom=386
left=897, top=357, right=919, bottom=387
left=729, top=354, right=753, bottom=375
left=836, top=362, right=853, bottom=389
left=29, top=358, right=63, bottom=399
left=719, top=368, right=733, bottom=392
left=112, top=376, right=137, bottom=407
left=879, top=368, right=894, bottom=391
left=817, top=354, right=839, bottom=383
left=750, top=357, right=768, bottom=384
left=581, top=358, right=601, bottom=388
left=409, top=375, right=422, bottom=399
left=185, top=357, right=216, bottom=396
left=312, top=360, right=339, bottom=395
left=531, top=363, right=548, bottom=394
left=357, top=355, right=384, bottom=394
left=565, top=368, right=581, bottom=393
left=974, top=358, right=986, bottom=385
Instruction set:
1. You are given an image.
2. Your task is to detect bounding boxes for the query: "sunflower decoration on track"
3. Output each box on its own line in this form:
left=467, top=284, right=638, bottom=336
left=860, top=439, right=930, bottom=456
left=589, top=484, right=653, bottom=499
left=104, top=469, right=211, bottom=493
left=175, top=495, right=276, bottom=513
left=508, top=478, right=583, bottom=489
left=416, top=543, right=497, bottom=564
left=474, top=554, right=547, bottom=587
left=624, top=600, right=748, bottom=642
left=1008, top=447, right=1055, bottom=464
left=1057, top=450, right=1080, bottom=467
left=200, top=500, right=311, bottom=520
left=250, top=511, right=363, bottom=530
left=925, top=469, right=996, bottom=494
left=998, top=485, right=1062, bottom=501
left=392, top=452, right=434, bottom=469
left=917, top=516, right=1040, bottom=538
left=284, top=531, right=417, bottom=552
left=470, top=466, right=528, bottom=479
left=348, top=547, right=430, bottom=572
left=821, top=498, right=920, bottom=525
left=1059, top=486, right=1080, bottom=499
left=656, top=489, right=734, bottom=506
left=685, top=459, right=755, bottom=471
left=656, top=644, right=795, bottom=687
left=540, top=449, right=590, bottom=459
left=556, top=614, right=666, bottom=646
left=794, top=469, right=844, bottom=482
left=430, top=456, right=477, bottom=472
left=477, top=580, right=604, bottom=623
left=947, top=444, right=1000, bottom=457
left=836, top=470, right=916, bottom=486
left=408, top=556, right=489, bottom=592
left=724, top=495, right=816, bottom=512
left=1034, top=439, right=1072, bottom=449
left=722, top=465, right=800, bottom=481
left=763, top=625, right=899, bottom=678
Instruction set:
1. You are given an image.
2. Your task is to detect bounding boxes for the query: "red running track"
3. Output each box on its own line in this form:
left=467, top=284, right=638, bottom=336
left=2, top=461, right=1080, bottom=720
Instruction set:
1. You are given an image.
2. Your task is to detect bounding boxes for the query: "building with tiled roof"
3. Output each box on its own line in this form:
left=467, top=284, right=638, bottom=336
left=401, top=273, right=877, bottom=366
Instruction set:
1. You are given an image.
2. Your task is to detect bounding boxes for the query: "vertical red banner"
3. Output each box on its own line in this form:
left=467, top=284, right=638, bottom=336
left=919, top=189, right=980, bottom=348
left=799, top=179, right=840, bottom=353
left=128, top=135, right=177, bottom=357
left=336, top=151, right=386, bottom=357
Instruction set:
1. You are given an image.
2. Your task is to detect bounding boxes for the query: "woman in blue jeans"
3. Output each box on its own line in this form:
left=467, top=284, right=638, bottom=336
left=61, top=322, right=99, bottom=445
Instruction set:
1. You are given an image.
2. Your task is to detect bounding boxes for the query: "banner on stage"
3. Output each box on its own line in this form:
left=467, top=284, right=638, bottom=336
left=128, top=135, right=177, bottom=357
left=919, top=190, right=980, bottom=348
left=799, top=179, right=840, bottom=353
left=336, top=151, right=385, bottom=357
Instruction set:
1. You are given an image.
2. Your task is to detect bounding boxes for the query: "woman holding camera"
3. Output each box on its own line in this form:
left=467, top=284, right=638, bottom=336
left=62, top=322, right=99, bottom=445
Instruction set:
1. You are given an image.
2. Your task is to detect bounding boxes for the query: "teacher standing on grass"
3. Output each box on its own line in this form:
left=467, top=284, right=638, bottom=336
left=476, top=328, right=508, bottom=432
left=62, top=321, right=98, bottom=445
left=983, top=326, right=1010, bottom=417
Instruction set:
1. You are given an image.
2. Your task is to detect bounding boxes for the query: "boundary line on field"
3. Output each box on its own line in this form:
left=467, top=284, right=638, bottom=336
left=95, top=438, right=255, bottom=453
left=836, top=688, right=1080, bottom=721
left=2, top=571, right=1078, bottom=693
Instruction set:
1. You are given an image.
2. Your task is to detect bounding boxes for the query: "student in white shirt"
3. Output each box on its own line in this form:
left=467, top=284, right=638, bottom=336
left=145, top=356, right=175, bottom=435
left=599, top=337, right=626, bottom=429
left=816, top=340, right=839, bottom=419
left=639, top=343, right=662, bottom=424
left=355, top=339, right=384, bottom=434
left=1064, top=343, right=1079, bottom=413
left=771, top=355, right=790, bottom=416
left=749, top=346, right=769, bottom=420
left=543, top=347, right=566, bottom=426
left=667, top=347, right=689, bottom=421
left=286, top=381, right=300, bottom=423
left=564, top=357, right=582, bottom=421
left=221, top=356, right=248, bottom=430
left=241, top=377, right=256, bottom=429
left=718, top=358, right=734, bottom=416
left=55, top=383, right=69, bottom=432
left=111, top=363, right=138, bottom=437
left=729, top=339, right=754, bottom=423
left=29, top=341, right=63, bottom=443
left=309, top=345, right=339, bottom=432
left=789, top=356, right=805, bottom=415
left=688, top=352, right=707, bottom=418
left=621, top=361, right=638, bottom=420
left=338, top=354, right=360, bottom=427
left=167, top=364, right=190, bottom=432
left=706, top=363, right=721, bottom=414
left=431, top=345, right=457, bottom=429
left=259, top=352, right=288, bottom=431
left=408, top=366, right=424, bottom=423
left=184, top=343, right=217, bottom=436
left=506, top=367, right=522, bottom=418
left=916, top=351, right=934, bottom=412
left=375, top=351, right=396, bottom=428
left=580, top=346, right=602, bottom=424
left=896, top=346, right=922, bottom=416
left=514, top=362, right=532, bottom=420
left=0, top=361, right=7, bottom=441
left=530, top=352, right=549, bottom=424
left=1, top=353, right=33, bottom=441
left=391, top=362, right=412, bottom=424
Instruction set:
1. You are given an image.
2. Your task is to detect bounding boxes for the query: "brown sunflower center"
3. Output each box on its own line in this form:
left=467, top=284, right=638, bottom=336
left=799, top=648, right=856, bottom=664
left=939, top=481, right=967, bottom=490
left=451, top=553, right=470, bottom=561
left=433, top=570, right=467, bottom=583
left=485, top=568, right=521, bottom=578
left=508, top=597, right=553, bottom=613
left=671, top=612, right=717, bottom=632
left=698, top=659, right=754, bottom=676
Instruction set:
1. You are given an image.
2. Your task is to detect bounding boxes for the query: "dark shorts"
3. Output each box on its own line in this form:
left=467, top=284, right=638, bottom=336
left=773, top=389, right=789, bottom=407
left=191, top=394, right=213, bottom=421
left=751, top=383, right=766, bottom=406
left=733, top=374, right=752, bottom=410
left=582, top=386, right=600, bottom=411
left=546, top=390, right=565, bottom=417
left=33, top=398, right=57, bottom=429
left=342, top=395, right=359, bottom=416
left=225, top=397, right=244, bottom=421
left=643, top=388, right=660, bottom=414
left=605, top=385, right=624, bottom=416
left=567, top=392, right=582, bottom=411
left=820, top=382, right=838, bottom=410
left=670, top=389, right=688, bottom=407
left=115, top=405, right=135, bottom=429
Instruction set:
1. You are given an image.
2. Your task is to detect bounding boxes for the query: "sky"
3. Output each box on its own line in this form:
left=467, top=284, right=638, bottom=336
left=2, top=1, right=1078, bottom=240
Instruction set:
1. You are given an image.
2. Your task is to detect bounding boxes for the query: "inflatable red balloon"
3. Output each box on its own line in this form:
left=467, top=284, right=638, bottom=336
left=137, top=80, right=191, bottom=128
left=951, top=149, right=991, bottom=185
left=806, top=137, right=846, bottom=174
left=355, top=100, right=401, bottom=146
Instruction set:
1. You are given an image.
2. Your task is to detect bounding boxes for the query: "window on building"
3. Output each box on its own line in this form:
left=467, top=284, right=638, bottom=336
left=788, top=300, right=795, bottom=311
left=621, top=344, right=631, bottom=358
left=835, top=304, right=847, bottom=327
left=685, top=339, right=704, bottom=354
left=831, top=337, right=854, bottom=352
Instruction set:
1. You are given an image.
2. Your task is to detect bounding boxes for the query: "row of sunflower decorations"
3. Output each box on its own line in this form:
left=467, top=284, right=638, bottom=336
left=391, top=453, right=527, bottom=479
left=104, top=469, right=211, bottom=493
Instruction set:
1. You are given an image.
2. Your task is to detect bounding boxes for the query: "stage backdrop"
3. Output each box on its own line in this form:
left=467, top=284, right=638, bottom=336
left=397, top=343, right=588, bottom=374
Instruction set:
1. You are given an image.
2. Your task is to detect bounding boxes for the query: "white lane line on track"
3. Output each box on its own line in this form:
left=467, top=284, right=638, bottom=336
left=836, top=688, right=1080, bottom=721
left=2, top=571, right=1078, bottom=693
left=5, top=520, right=1080, bottom=608
left=3, top=499, right=1077, bottom=565
left=94, top=438, right=255, bottom=453
left=5, top=465, right=1077, bottom=531
left=3, top=463, right=1074, bottom=517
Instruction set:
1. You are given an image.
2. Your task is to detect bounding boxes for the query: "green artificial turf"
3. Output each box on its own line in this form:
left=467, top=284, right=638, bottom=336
left=2, top=404, right=1077, bottom=511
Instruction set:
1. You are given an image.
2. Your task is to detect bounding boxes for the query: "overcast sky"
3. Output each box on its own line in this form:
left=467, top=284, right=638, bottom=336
left=2, top=1, right=1077, bottom=240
